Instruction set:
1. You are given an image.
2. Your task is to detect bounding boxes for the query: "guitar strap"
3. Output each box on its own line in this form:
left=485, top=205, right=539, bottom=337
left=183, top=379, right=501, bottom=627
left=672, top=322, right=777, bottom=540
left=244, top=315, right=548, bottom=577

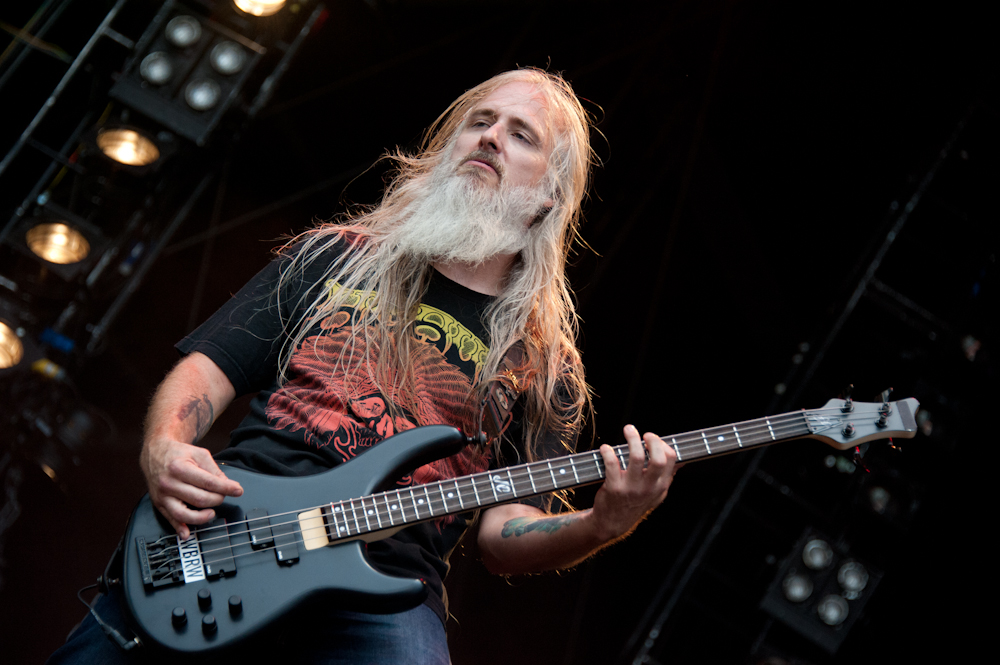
left=479, top=341, right=528, bottom=444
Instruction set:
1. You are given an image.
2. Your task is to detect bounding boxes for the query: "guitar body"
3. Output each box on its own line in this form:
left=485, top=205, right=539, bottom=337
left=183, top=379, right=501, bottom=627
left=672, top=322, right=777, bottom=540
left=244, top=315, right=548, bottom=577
left=121, top=425, right=468, bottom=655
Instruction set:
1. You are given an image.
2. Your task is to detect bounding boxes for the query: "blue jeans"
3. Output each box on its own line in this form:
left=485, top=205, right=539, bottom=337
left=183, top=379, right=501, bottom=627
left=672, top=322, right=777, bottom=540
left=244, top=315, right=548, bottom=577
left=48, top=589, right=451, bottom=665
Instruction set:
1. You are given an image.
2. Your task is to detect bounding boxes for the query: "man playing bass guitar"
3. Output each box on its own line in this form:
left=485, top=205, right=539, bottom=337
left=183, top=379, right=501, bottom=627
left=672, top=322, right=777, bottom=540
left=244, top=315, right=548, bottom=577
left=49, top=68, right=678, bottom=664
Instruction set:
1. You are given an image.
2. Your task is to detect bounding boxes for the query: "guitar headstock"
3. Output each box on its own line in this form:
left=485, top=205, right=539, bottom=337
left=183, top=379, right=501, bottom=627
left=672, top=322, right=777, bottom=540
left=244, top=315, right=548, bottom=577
left=804, top=397, right=920, bottom=450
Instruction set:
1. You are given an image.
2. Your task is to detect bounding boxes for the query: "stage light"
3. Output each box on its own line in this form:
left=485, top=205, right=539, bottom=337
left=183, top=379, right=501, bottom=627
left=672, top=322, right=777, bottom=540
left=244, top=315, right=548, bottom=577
left=0, top=322, right=24, bottom=369
left=781, top=573, right=813, bottom=603
left=139, top=51, right=173, bottom=85
left=96, top=128, right=160, bottom=166
left=165, top=15, right=202, bottom=48
left=184, top=79, right=221, bottom=111
left=210, top=41, right=248, bottom=75
left=837, top=560, right=869, bottom=599
left=233, top=0, right=287, bottom=17
left=25, top=223, right=90, bottom=265
left=801, top=538, right=834, bottom=570
left=816, top=594, right=849, bottom=626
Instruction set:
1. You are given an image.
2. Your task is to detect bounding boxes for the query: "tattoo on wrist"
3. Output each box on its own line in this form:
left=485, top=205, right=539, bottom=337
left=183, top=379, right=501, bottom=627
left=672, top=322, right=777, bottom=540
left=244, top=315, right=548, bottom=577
left=178, top=394, right=214, bottom=441
left=501, top=514, right=577, bottom=538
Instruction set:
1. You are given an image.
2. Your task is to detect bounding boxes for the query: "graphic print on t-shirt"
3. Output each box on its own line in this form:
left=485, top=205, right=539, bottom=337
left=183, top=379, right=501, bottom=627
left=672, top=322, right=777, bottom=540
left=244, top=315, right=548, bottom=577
left=265, top=282, right=492, bottom=515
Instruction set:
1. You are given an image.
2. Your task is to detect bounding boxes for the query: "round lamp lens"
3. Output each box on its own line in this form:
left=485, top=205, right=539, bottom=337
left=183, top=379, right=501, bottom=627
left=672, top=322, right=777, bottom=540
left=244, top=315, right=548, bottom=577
left=210, top=41, right=247, bottom=75
left=184, top=79, right=221, bottom=111
left=816, top=594, right=849, bottom=626
left=139, top=52, right=173, bottom=85
left=97, top=129, right=160, bottom=166
left=837, top=560, right=869, bottom=598
left=26, top=223, right=90, bottom=265
left=802, top=538, right=834, bottom=571
left=781, top=573, right=814, bottom=603
left=165, top=16, right=202, bottom=48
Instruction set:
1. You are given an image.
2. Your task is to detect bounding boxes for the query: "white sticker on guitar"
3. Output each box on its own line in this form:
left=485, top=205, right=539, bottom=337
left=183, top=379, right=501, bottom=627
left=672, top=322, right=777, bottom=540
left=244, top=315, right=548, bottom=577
left=178, top=535, right=206, bottom=584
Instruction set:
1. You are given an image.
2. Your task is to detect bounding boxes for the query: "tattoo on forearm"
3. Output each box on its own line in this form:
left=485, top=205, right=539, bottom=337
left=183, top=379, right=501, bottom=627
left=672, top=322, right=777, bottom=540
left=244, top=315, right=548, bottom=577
left=178, top=394, right=214, bottom=441
left=501, top=514, right=578, bottom=538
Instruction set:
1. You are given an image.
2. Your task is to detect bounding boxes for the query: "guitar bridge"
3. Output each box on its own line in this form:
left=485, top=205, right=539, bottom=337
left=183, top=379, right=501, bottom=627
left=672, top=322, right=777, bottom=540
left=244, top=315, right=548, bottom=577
left=137, top=517, right=238, bottom=588
left=137, top=536, right=185, bottom=588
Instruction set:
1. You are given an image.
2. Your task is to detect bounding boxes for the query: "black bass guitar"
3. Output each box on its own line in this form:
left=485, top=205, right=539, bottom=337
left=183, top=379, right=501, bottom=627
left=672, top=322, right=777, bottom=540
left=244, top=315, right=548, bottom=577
left=121, top=397, right=918, bottom=655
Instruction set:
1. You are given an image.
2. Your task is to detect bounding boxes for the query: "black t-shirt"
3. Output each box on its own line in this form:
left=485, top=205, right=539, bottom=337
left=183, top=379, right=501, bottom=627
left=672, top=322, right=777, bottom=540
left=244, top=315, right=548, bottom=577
left=177, top=241, right=539, bottom=624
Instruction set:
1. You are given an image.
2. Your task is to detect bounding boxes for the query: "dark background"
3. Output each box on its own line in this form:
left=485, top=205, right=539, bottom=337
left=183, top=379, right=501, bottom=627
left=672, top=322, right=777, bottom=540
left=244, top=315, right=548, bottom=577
left=1, top=1, right=995, bottom=663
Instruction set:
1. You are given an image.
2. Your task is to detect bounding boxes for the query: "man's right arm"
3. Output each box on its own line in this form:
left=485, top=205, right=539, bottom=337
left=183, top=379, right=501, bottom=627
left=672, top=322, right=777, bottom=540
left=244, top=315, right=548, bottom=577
left=140, top=351, right=243, bottom=540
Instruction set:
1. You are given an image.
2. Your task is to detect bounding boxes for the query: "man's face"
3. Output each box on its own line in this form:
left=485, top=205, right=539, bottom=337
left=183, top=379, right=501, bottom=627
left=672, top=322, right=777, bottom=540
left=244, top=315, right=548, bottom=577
left=450, top=81, right=555, bottom=203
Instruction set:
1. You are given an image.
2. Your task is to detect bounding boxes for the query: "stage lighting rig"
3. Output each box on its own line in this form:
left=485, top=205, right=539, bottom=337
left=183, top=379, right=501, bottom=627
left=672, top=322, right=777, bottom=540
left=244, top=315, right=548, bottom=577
left=760, top=529, right=882, bottom=653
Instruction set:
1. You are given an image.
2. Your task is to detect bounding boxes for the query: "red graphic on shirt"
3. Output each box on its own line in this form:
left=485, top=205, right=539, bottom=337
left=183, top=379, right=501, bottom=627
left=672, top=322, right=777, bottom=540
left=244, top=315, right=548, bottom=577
left=265, top=323, right=489, bottom=527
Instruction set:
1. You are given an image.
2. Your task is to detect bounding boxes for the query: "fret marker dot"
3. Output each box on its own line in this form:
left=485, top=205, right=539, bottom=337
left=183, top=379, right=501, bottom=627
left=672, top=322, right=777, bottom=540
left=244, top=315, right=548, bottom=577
left=717, top=435, right=725, bottom=441
left=334, top=507, right=341, bottom=512
left=367, top=510, right=373, bottom=515
left=418, top=499, right=425, bottom=504
left=390, top=504, right=398, bottom=510
left=447, top=492, right=454, bottom=498
left=559, top=469, right=566, bottom=474
left=338, top=527, right=345, bottom=532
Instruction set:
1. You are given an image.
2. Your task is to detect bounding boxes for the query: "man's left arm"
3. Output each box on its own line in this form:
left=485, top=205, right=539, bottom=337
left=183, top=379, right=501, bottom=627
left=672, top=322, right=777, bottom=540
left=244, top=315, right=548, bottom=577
left=477, top=425, right=678, bottom=575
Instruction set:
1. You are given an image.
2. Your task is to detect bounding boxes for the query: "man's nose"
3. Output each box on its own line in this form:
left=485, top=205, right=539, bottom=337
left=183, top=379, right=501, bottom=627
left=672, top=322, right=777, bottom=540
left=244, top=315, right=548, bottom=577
left=479, top=122, right=502, bottom=152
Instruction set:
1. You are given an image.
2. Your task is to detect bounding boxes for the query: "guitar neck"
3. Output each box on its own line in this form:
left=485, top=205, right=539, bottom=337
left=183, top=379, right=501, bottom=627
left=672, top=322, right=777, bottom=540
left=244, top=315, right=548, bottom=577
left=322, top=410, right=818, bottom=542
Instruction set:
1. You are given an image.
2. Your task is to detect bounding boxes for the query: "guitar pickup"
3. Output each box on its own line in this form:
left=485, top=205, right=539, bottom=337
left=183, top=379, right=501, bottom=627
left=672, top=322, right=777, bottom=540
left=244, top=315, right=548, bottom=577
left=247, top=508, right=274, bottom=550
left=247, top=508, right=299, bottom=565
left=201, top=517, right=237, bottom=579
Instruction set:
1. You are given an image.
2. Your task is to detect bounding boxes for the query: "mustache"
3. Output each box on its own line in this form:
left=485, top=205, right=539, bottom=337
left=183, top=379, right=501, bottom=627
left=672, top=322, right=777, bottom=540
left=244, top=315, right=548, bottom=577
left=459, top=150, right=504, bottom=179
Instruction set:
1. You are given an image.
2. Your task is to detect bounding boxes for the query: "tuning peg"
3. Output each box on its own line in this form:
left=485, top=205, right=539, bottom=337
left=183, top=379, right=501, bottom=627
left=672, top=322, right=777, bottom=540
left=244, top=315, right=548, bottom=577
left=841, top=384, right=854, bottom=413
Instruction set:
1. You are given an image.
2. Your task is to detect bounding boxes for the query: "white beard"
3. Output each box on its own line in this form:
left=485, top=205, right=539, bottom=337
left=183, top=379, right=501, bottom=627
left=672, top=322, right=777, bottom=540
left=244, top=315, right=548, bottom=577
left=390, top=165, right=550, bottom=265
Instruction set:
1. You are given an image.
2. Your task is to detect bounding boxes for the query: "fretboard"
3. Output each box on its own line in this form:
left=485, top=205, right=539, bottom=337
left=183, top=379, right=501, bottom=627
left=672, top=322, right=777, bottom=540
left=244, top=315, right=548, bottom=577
left=322, top=410, right=814, bottom=542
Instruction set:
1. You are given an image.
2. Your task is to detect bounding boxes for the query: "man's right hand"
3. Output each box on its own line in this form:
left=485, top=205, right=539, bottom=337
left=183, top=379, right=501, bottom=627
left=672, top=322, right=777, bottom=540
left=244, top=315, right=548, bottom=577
left=139, top=352, right=240, bottom=540
left=141, top=437, right=243, bottom=540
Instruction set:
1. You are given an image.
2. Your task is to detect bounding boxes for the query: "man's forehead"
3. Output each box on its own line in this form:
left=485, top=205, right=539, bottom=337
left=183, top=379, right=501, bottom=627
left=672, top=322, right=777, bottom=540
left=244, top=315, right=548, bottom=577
left=470, top=82, right=553, bottom=139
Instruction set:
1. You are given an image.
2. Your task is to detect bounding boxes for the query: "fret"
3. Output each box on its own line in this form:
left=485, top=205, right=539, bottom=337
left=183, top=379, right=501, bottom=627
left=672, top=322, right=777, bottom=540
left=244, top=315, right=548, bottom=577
left=384, top=494, right=395, bottom=526
left=488, top=472, right=500, bottom=503
left=349, top=499, right=361, bottom=534
left=422, top=486, right=433, bottom=516
left=733, top=425, right=742, bottom=447
left=408, top=487, right=420, bottom=520
left=331, top=502, right=348, bottom=537
left=766, top=418, right=776, bottom=440
left=454, top=480, right=464, bottom=510
left=701, top=431, right=712, bottom=454
left=550, top=460, right=570, bottom=489
left=671, top=437, right=682, bottom=461
left=359, top=497, right=375, bottom=531
left=569, top=456, right=580, bottom=484
left=527, top=464, right=539, bottom=494
left=438, top=484, right=449, bottom=513
left=471, top=474, right=482, bottom=507
left=506, top=469, right=518, bottom=497
left=593, top=451, right=603, bottom=477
